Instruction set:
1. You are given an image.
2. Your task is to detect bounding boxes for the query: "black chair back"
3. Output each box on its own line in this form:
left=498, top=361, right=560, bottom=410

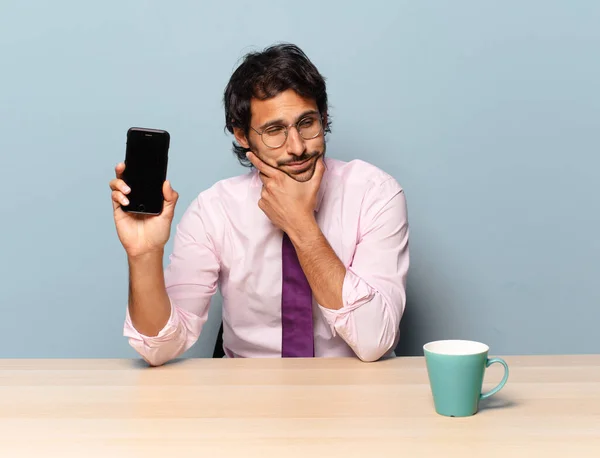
left=213, top=322, right=225, bottom=358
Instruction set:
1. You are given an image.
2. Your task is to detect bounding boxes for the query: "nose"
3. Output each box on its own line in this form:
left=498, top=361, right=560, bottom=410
left=285, top=126, right=306, bottom=157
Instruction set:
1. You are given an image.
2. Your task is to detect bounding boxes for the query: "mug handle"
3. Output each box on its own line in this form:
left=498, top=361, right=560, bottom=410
left=480, top=357, right=509, bottom=400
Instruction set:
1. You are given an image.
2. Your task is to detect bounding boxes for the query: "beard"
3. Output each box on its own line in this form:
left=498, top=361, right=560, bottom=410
left=248, top=139, right=326, bottom=183
left=278, top=150, right=324, bottom=182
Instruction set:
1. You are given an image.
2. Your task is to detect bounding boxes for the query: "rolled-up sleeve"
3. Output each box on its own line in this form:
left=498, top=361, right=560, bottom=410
left=123, top=194, right=220, bottom=366
left=319, top=179, right=409, bottom=362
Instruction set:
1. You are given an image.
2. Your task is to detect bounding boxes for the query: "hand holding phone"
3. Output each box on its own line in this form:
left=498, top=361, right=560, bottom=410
left=109, top=127, right=179, bottom=259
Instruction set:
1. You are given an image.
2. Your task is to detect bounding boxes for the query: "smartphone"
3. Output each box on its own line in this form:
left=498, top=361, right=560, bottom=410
left=121, top=127, right=170, bottom=215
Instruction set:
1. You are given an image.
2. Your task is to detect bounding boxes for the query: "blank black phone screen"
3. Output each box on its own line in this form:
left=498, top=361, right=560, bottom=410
left=122, top=128, right=170, bottom=215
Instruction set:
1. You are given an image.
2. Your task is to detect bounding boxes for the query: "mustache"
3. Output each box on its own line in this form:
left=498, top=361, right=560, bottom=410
left=278, top=151, right=321, bottom=166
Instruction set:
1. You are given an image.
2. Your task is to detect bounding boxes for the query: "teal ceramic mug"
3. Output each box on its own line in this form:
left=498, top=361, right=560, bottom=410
left=423, top=340, right=509, bottom=417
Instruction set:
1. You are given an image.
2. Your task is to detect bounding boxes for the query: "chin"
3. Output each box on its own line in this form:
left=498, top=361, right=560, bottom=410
left=285, top=161, right=317, bottom=182
left=284, top=151, right=325, bottom=181
left=290, top=169, right=314, bottom=182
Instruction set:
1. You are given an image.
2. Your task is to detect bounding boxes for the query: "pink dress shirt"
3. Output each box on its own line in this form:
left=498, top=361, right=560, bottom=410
left=123, top=157, right=410, bottom=365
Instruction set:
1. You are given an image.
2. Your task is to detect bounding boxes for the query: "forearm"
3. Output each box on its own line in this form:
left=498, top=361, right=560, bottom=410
left=127, top=250, right=172, bottom=337
left=290, top=223, right=399, bottom=360
left=288, top=219, right=346, bottom=310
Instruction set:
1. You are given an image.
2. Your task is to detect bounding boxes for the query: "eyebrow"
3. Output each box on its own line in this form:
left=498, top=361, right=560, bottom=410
left=257, top=109, right=319, bottom=131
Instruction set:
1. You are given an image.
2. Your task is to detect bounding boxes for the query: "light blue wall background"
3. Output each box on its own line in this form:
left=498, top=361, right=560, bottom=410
left=1, top=1, right=598, bottom=359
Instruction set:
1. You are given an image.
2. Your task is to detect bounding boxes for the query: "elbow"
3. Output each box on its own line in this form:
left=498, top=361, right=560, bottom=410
left=140, top=352, right=172, bottom=367
left=354, top=327, right=398, bottom=362
left=355, top=350, right=383, bottom=363
left=354, top=340, right=395, bottom=362
left=127, top=329, right=189, bottom=368
left=353, top=305, right=401, bottom=363
left=128, top=341, right=175, bottom=367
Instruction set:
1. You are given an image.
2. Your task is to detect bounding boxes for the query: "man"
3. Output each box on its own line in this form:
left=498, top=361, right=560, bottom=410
left=109, top=43, right=409, bottom=366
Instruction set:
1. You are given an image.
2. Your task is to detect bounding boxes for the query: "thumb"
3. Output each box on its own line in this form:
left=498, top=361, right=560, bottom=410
left=163, top=180, right=179, bottom=204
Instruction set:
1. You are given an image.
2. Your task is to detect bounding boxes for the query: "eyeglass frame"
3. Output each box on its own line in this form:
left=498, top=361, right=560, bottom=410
left=249, top=113, right=325, bottom=149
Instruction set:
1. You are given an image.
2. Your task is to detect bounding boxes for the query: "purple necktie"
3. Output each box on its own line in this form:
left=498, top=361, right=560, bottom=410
left=281, top=232, right=314, bottom=357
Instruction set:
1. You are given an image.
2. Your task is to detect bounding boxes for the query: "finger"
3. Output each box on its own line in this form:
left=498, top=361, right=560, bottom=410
left=258, top=172, right=270, bottom=187
left=312, top=155, right=326, bottom=184
left=258, top=198, right=267, bottom=213
left=246, top=152, right=276, bottom=178
left=112, top=190, right=130, bottom=209
left=109, top=178, right=131, bottom=194
left=115, top=162, right=125, bottom=179
left=261, top=176, right=279, bottom=197
left=163, top=180, right=179, bottom=204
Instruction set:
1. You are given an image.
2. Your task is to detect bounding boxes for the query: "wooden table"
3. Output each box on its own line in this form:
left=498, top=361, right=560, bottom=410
left=1, top=355, right=599, bottom=457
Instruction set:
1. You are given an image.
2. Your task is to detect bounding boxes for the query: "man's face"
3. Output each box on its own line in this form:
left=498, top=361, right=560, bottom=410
left=235, top=89, right=326, bottom=183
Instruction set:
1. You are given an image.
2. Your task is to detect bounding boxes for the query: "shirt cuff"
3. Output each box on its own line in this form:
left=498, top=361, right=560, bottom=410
left=123, top=298, right=181, bottom=347
left=318, top=268, right=375, bottom=338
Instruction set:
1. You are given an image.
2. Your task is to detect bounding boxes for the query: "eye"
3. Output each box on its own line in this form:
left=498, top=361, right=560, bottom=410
left=264, top=126, right=286, bottom=137
left=298, top=117, right=316, bottom=128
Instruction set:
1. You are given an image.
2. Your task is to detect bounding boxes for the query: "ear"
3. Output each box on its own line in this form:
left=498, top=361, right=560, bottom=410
left=233, top=127, right=250, bottom=149
left=322, top=112, right=329, bottom=130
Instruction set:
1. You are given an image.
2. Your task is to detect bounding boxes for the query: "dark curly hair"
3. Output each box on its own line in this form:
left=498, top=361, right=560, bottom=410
left=223, top=43, right=331, bottom=167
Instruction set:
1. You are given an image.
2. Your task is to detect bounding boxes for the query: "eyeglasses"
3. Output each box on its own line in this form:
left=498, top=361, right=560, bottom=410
left=250, top=114, right=323, bottom=149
